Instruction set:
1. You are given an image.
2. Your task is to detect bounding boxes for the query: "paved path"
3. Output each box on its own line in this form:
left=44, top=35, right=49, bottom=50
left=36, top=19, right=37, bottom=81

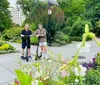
left=0, top=39, right=100, bottom=85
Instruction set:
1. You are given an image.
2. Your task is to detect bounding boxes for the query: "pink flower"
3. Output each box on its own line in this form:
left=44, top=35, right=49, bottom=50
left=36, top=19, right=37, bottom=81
left=63, top=60, right=67, bottom=64
left=41, top=65, right=44, bottom=68
left=61, top=70, right=67, bottom=77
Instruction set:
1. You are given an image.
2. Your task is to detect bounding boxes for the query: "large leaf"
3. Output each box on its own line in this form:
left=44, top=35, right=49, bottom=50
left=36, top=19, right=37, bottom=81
left=15, top=70, right=32, bottom=85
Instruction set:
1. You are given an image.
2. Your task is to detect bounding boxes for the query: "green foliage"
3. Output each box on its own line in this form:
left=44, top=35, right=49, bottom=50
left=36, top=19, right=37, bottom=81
left=84, top=0, right=100, bottom=27
left=85, top=69, right=100, bottom=85
left=58, top=70, right=76, bottom=84
left=17, top=0, right=48, bottom=26
left=94, top=3, right=100, bottom=21
left=30, top=37, right=38, bottom=45
left=57, top=0, right=100, bottom=41
left=0, top=42, right=16, bottom=54
left=29, top=23, right=37, bottom=31
left=68, top=18, right=92, bottom=37
left=70, top=36, right=82, bottom=41
left=0, top=0, right=12, bottom=31
left=58, top=0, right=85, bottom=17
left=2, top=27, right=23, bottom=41
left=15, top=70, right=32, bottom=85
left=96, top=53, right=100, bottom=65
left=54, top=31, right=71, bottom=46
left=93, top=21, right=100, bottom=36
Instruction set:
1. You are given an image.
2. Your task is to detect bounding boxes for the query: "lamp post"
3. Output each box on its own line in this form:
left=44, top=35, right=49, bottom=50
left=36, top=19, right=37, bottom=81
left=48, top=8, right=52, bottom=44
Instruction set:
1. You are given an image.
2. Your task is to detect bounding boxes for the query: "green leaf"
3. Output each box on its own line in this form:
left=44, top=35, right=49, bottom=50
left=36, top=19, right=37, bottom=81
left=38, top=81, right=44, bottom=85
left=15, top=70, right=32, bottom=85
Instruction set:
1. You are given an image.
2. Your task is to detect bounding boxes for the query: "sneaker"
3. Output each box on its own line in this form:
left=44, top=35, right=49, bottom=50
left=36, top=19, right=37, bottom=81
left=38, top=52, right=42, bottom=58
left=29, top=55, right=32, bottom=59
left=21, top=56, right=25, bottom=60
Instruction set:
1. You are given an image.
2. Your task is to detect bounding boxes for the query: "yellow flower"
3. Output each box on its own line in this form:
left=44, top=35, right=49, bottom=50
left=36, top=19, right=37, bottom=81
left=0, top=44, right=9, bottom=50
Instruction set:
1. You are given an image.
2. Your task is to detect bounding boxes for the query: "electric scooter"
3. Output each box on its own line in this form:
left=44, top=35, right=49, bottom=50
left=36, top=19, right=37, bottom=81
left=35, top=36, right=42, bottom=61
left=21, top=35, right=32, bottom=62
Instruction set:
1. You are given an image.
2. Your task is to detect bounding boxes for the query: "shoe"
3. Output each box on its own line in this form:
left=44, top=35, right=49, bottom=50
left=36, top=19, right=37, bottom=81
left=21, top=56, right=25, bottom=60
left=29, top=55, right=32, bottom=59
left=38, top=52, right=42, bottom=58
left=35, top=57, right=38, bottom=61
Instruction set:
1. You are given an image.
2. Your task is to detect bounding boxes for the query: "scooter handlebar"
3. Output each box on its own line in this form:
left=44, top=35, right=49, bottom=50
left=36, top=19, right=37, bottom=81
left=21, top=35, right=33, bottom=37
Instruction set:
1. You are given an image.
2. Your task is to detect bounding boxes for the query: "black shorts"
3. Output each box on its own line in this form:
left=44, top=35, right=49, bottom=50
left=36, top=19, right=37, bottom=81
left=22, top=41, right=31, bottom=49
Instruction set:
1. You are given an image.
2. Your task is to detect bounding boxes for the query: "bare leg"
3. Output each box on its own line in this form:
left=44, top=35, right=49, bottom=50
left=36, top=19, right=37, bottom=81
left=40, top=46, right=44, bottom=57
left=28, top=48, right=31, bottom=56
left=43, top=46, right=47, bottom=58
left=40, top=46, right=44, bottom=53
left=43, top=46, right=47, bottom=53
left=22, top=49, right=24, bottom=56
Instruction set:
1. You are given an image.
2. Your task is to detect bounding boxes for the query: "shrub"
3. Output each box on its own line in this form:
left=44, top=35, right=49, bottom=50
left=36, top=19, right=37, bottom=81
left=68, top=18, right=93, bottom=37
left=29, top=23, right=37, bottom=31
left=63, top=35, right=71, bottom=43
left=0, top=42, right=16, bottom=53
left=54, top=31, right=71, bottom=45
left=93, top=21, right=100, bottom=36
left=96, top=52, right=100, bottom=65
left=30, top=37, right=38, bottom=45
left=85, top=69, right=100, bottom=85
left=2, top=27, right=23, bottom=41
left=70, top=36, right=82, bottom=41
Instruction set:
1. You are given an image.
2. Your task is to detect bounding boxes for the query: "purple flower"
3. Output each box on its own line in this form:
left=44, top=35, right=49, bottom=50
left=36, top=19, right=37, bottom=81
left=93, top=58, right=96, bottom=63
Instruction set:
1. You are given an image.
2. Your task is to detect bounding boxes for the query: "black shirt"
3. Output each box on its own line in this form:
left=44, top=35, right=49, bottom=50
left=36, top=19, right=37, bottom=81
left=21, top=29, right=32, bottom=42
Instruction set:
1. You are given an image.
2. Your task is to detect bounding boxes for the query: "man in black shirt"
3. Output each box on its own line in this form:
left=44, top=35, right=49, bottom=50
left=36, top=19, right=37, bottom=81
left=21, top=24, right=32, bottom=59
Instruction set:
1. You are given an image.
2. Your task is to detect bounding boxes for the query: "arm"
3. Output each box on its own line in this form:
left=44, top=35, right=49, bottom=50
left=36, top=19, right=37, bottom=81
left=33, top=30, right=39, bottom=37
left=21, top=30, right=25, bottom=37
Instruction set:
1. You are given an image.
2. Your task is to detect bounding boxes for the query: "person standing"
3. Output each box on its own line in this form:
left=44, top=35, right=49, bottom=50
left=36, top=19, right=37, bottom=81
left=35, top=23, right=48, bottom=59
left=21, top=24, right=32, bottom=59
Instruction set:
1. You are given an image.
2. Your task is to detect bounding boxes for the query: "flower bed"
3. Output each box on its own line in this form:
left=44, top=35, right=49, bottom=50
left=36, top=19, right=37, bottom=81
left=0, top=41, right=16, bottom=54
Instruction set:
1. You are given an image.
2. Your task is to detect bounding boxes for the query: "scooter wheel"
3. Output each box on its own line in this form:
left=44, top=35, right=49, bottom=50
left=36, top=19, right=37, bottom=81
left=35, top=57, right=38, bottom=61
left=25, top=56, right=29, bottom=62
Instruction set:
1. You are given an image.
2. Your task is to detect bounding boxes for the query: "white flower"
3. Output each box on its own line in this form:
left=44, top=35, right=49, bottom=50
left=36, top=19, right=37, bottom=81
left=35, top=70, right=43, bottom=78
left=74, top=65, right=87, bottom=77
left=80, top=71, right=86, bottom=76
left=31, top=80, right=38, bottom=85
left=44, top=76, right=49, bottom=80
left=75, top=72, right=80, bottom=76
left=76, top=42, right=91, bottom=53
left=75, top=79, right=79, bottom=83
left=74, top=67, right=78, bottom=72
left=48, top=60, right=52, bottom=63
left=28, top=69, right=32, bottom=74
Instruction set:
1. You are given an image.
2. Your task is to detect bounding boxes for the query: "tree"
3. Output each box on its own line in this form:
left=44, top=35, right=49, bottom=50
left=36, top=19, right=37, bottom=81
left=0, top=0, right=12, bottom=31
left=84, top=0, right=100, bottom=27
left=57, top=0, right=86, bottom=26
left=94, top=3, right=100, bottom=21
left=57, top=0, right=85, bottom=17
